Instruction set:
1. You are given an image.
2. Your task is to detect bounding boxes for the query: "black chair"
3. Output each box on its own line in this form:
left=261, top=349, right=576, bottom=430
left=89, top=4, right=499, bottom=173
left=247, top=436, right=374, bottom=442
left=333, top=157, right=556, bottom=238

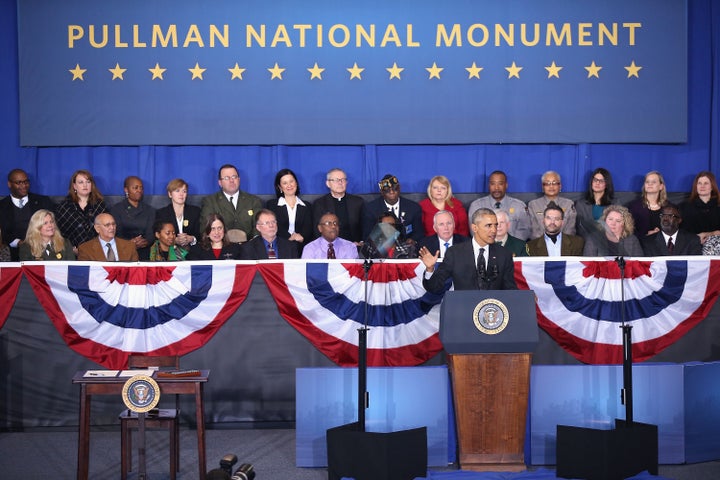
left=119, top=355, right=180, bottom=480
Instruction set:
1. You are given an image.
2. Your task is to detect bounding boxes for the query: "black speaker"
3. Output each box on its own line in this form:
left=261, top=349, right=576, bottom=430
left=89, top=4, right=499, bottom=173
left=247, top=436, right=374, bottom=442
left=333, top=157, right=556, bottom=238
left=556, top=420, right=658, bottom=480
left=326, top=422, right=427, bottom=480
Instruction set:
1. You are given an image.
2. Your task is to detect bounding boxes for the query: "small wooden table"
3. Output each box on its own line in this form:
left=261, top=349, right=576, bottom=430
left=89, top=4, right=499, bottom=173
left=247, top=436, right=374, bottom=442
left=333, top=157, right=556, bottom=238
left=72, top=370, right=210, bottom=480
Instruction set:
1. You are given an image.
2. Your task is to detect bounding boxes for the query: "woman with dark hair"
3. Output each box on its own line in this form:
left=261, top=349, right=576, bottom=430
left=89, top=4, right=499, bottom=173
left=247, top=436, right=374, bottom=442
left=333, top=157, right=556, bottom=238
left=626, top=171, right=672, bottom=238
left=55, top=169, right=108, bottom=251
left=266, top=168, right=313, bottom=255
left=680, top=171, right=720, bottom=244
left=148, top=220, right=187, bottom=261
left=110, top=176, right=156, bottom=259
left=187, top=214, right=242, bottom=260
left=574, top=167, right=615, bottom=239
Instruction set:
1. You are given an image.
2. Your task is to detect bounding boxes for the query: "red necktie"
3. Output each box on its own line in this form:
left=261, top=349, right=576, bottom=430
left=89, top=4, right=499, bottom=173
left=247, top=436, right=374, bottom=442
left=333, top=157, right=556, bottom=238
left=667, top=237, right=674, bottom=254
left=327, top=243, right=336, bottom=259
left=267, top=245, right=277, bottom=259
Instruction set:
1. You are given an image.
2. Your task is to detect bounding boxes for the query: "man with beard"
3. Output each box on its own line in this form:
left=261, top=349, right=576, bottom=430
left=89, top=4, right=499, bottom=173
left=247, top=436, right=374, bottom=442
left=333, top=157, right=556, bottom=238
left=526, top=202, right=584, bottom=256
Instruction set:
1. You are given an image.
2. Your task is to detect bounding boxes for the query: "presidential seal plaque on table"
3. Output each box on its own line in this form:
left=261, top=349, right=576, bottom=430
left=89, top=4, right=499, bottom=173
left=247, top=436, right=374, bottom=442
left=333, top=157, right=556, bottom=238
left=121, top=375, right=160, bottom=413
left=472, top=298, right=509, bottom=335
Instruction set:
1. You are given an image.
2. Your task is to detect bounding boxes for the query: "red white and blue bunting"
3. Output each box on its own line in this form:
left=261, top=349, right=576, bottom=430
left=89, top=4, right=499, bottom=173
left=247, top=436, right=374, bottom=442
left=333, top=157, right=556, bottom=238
left=0, top=265, right=22, bottom=329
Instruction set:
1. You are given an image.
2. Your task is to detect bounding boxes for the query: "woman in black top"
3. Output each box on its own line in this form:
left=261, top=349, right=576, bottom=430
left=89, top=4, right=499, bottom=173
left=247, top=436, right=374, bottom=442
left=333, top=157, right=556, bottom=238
left=266, top=168, right=312, bottom=256
left=187, top=214, right=241, bottom=260
left=680, top=171, right=720, bottom=244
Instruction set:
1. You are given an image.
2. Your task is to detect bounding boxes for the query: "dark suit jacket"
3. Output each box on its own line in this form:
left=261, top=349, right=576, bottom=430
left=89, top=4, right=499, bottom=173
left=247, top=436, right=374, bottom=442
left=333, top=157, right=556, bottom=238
left=417, top=234, right=468, bottom=258
left=266, top=198, right=314, bottom=246
left=77, top=237, right=139, bottom=261
left=187, top=243, right=242, bottom=260
left=0, top=193, right=54, bottom=260
left=155, top=203, right=202, bottom=239
left=526, top=234, right=585, bottom=256
left=240, top=236, right=300, bottom=260
left=497, top=234, right=528, bottom=257
left=423, top=241, right=517, bottom=293
left=642, top=230, right=702, bottom=256
left=362, top=196, right=424, bottom=242
left=311, top=193, right=365, bottom=243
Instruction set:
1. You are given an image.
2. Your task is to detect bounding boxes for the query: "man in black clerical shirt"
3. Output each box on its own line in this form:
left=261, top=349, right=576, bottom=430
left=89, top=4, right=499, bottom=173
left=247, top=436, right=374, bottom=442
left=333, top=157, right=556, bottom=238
left=311, top=168, right=365, bottom=243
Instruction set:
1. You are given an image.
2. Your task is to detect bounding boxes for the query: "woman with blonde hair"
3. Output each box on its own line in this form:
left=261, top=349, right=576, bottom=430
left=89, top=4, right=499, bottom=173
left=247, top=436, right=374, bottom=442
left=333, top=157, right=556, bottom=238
left=419, top=175, right=469, bottom=237
left=582, top=205, right=644, bottom=257
left=19, top=209, right=75, bottom=261
left=626, top=170, right=671, bottom=238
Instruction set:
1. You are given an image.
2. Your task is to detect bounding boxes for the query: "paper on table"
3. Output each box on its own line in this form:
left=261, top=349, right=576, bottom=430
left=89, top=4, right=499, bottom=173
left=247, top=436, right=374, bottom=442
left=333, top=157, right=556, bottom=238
left=83, top=370, right=119, bottom=378
left=118, top=369, right=155, bottom=377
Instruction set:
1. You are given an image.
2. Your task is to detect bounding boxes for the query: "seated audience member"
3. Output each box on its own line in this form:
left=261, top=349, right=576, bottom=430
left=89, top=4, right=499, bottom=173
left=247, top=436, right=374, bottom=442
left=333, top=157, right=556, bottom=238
left=312, top=168, right=365, bottom=243
left=361, top=212, right=417, bottom=259
left=582, top=204, right=644, bottom=257
left=201, top=164, right=263, bottom=241
left=148, top=221, right=187, bottom=261
left=642, top=205, right=702, bottom=256
left=155, top=178, right=201, bottom=249
left=526, top=203, right=584, bottom=256
left=417, top=210, right=468, bottom=259
left=528, top=171, right=577, bottom=238
left=56, top=169, right=108, bottom=251
left=77, top=213, right=139, bottom=261
left=302, top=213, right=359, bottom=259
left=419, top=175, right=469, bottom=237
left=19, top=209, right=75, bottom=261
left=240, top=209, right=300, bottom=260
left=0, top=168, right=55, bottom=260
left=266, top=168, right=313, bottom=255
left=187, top=214, right=242, bottom=260
left=494, top=210, right=527, bottom=257
left=702, top=236, right=720, bottom=255
left=468, top=170, right=532, bottom=241
left=679, top=171, right=720, bottom=244
left=575, top=167, right=614, bottom=240
left=627, top=170, right=672, bottom=239
left=420, top=208, right=517, bottom=292
left=110, top=176, right=155, bottom=260
left=0, top=227, right=11, bottom=261
left=362, top=174, right=423, bottom=243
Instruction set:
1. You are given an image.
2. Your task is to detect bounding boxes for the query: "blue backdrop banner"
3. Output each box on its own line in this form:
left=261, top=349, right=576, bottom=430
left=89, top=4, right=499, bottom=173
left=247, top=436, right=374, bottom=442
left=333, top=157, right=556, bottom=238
left=18, top=0, right=687, bottom=146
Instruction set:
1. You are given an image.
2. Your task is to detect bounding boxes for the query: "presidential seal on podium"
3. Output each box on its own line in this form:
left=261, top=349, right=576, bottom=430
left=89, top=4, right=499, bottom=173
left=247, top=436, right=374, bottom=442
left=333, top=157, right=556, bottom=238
left=472, top=298, right=510, bottom=335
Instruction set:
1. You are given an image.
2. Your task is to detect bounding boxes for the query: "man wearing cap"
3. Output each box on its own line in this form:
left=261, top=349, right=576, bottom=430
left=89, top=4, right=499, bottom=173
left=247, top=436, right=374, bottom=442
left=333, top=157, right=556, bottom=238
left=362, top=174, right=423, bottom=243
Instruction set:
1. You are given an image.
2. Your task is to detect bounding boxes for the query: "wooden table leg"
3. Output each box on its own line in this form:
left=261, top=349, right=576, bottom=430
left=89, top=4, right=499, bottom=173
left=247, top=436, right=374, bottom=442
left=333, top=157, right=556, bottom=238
left=196, top=383, right=206, bottom=480
left=77, top=384, right=91, bottom=480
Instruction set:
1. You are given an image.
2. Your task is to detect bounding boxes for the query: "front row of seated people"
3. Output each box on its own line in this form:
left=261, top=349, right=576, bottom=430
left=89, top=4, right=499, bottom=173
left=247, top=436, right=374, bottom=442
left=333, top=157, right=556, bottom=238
left=1, top=165, right=717, bottom=263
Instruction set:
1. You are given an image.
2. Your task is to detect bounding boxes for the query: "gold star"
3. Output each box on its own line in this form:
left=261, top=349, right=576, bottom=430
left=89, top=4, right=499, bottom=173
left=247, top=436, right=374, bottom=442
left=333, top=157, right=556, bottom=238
left=69, top=64, right=86, bottom=81
left=268, top=62, right=285, bottom=80
left=545, top=61, right=563, bottom=79
left=228, top=63, right=246, bottom=80
left=347, top=62, right=364, bottom=80
left=189, top=62, right=206, bottom=80
left=307, top=62, right=325, bottom=80
left=505, top=62, right=522, bottom=79
left=149, top=63, right=166, bottom=80
left=465, top=62, right=484, bottom=79
left=585, top=61, right=602, bottom=78
left=108, top=63, right=126, bottom=80
left=625, top=61, right=642, bottom=78
left=425, top=62, right=443, bottom=80
left=386, top=62, right=404, bottom=80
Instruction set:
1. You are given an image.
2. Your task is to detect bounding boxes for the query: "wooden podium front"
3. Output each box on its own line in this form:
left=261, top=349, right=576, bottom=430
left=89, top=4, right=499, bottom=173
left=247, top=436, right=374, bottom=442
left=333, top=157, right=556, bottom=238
left=439, top=290, right=538, bottom=472
left=448, top=353, right=531, bottom=471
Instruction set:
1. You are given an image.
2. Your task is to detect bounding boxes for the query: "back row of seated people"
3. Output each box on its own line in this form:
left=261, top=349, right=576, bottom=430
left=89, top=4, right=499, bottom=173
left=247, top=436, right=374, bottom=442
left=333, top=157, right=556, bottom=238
left=1, top=165, right=719, bottom=262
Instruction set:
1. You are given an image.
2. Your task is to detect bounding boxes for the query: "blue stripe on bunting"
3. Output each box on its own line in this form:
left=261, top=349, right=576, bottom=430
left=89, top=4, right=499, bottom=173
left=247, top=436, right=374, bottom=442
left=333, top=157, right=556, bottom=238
left=66, top=265, right=214, bottom=328
left=544, top=260, right=687, bottom=323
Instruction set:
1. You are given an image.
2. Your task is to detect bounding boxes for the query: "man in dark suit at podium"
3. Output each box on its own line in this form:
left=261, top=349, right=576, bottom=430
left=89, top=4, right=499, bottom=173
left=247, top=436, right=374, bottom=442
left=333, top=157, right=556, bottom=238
left=420, top=207, right=517, bottom=292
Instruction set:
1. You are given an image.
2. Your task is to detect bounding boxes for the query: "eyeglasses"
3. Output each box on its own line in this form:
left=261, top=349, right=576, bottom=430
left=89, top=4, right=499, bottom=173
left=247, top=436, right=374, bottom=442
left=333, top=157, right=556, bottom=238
left=257, top=220, right=277, bottom=226
left=320, top=221, right=339, bottom=226
left=542, top=181, right=560, bottom=186
left=659, top=213, right=680, bottom=219
left=220, top=175, right=239, bottom=181
left=592, top=177, right=606, bottom=184
left=327, top=178, right=347, bottom=183
left=12, top=179, right=29, bottom=185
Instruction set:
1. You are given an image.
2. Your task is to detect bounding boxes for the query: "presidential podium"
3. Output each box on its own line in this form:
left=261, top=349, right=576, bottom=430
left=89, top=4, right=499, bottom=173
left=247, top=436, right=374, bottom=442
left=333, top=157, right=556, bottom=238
left=440, top=290, right=538, bottom=472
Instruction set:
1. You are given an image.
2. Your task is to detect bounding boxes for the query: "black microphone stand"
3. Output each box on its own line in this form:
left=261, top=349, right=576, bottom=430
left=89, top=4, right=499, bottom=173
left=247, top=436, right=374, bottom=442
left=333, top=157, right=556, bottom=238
left=357, top=258, right=372, bottom=432
left=616, top=256, right=633, bottom=426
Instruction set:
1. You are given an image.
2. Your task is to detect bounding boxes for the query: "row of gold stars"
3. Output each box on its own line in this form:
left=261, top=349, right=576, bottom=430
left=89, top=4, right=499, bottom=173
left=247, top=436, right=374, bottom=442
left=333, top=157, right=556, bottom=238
left=69, top=60, right=643, bottom=81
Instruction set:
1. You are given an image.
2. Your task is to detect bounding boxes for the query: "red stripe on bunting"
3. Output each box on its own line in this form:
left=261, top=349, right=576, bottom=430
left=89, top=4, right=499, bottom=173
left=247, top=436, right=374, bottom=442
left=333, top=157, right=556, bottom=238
left=104, top=265, right=176, bottom=285
left=0, top=265, right=23, bottom=330
left=22, top=264, right=256, bottom=368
